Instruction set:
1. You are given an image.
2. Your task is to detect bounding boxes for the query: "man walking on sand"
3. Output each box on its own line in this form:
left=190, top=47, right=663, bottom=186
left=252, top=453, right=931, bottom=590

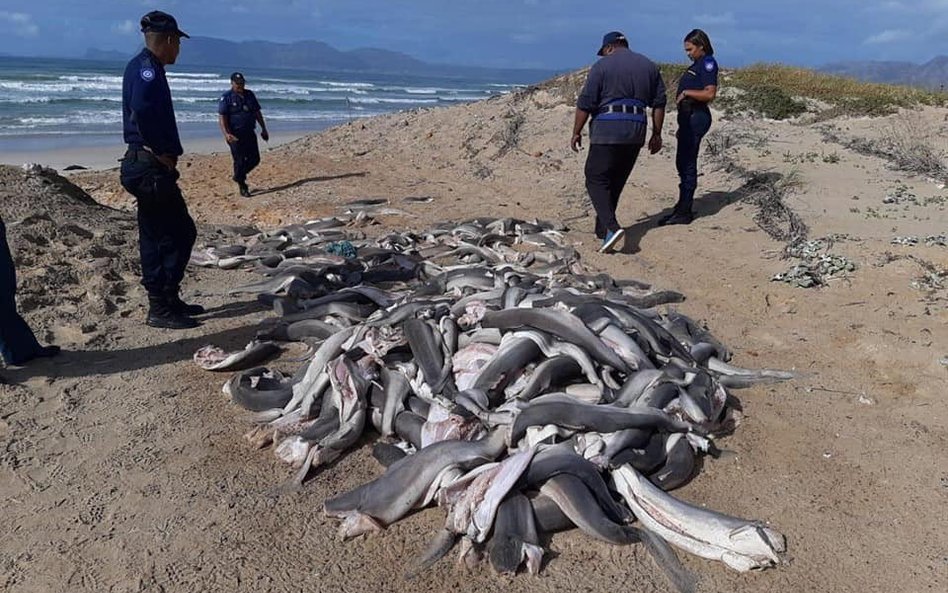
left=119, top=10, right=203, bottom=330
left=571, top=31, right=666, bottom=253
left=219, top=72, right=269, bottom=197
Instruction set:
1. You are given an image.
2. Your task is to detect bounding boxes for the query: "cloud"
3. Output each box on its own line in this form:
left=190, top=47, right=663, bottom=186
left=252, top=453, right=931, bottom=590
left=864, top=29, right=912, bottom=44
left=111, top=20, right=137, bottom=35
left=0, top=11, right=39, bottom=37
left=694, top=12, right=737, bottom=27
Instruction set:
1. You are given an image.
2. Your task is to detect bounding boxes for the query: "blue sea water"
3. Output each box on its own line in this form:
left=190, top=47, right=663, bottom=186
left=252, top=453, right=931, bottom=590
left=0, top=56, right=535, bottom=152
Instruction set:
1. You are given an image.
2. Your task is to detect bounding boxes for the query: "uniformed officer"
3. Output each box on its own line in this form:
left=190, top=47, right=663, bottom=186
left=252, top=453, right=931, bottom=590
left=218, top=72, right=269, bottom=197
left=660, top=29, right=718, bottom=226
left=120, top=11, right=202, bottom=330
left=572, top=31, right=667, bottom=253
left=0, top=214, right=60, bottom=367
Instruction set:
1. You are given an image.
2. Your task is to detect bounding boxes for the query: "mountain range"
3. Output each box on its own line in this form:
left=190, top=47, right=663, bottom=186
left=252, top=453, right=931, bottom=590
left=819, top=56, right=948, bottom=90
left=85, top=37, right=948, bottom=90
left=85, top=37, right=555, bottom=83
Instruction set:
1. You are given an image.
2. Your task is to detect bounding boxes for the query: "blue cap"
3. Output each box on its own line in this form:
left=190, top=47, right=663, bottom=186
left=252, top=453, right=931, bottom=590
left=140, top=11, right=189, bottom=38
left=597, top=31, right=626, bottom=55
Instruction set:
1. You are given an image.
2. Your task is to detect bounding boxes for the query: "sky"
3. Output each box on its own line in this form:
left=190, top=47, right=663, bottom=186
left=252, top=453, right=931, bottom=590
left=0, top=1, right=946, bottom=69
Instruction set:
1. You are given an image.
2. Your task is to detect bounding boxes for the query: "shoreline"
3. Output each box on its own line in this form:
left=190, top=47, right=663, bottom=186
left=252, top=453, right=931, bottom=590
left=0, top=129, right=315, bottom=172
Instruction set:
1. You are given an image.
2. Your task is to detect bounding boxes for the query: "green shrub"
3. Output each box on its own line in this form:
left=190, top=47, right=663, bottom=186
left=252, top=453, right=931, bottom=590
left=740, top=85, right=808, bottom=119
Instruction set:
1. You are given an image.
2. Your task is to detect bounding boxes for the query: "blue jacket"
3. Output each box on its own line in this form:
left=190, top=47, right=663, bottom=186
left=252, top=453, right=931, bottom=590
left=577, top=48, right=667, bottom=145
left=218, top=89, right=262, bottom=135
left=677, top=56, right=719, bottom=95
left=122, top=48, right=183, bottom=156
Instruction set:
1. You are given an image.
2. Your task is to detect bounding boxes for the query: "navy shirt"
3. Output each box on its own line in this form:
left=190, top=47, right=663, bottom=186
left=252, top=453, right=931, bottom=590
left=122, top=48, right=183, bottom=156
left=677, top=55, right=719, bottom=97
left=577, top=48, right=667, bottom=145
left=218, top=89, right=261, bottom=134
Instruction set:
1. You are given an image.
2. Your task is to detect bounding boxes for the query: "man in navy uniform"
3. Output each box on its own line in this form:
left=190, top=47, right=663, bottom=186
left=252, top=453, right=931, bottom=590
left=120, top=10, right=202, bottom=329
left=218, top=72, right=269, bottom=197
left=571, top=31, right=666, bottom=253
left=0, top=215, right=60, bottom=369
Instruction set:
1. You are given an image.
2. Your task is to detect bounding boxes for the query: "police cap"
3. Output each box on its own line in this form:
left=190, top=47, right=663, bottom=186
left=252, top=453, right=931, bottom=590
left=140, top=11, right=190, bottom=38
left=597, top=31, right=626, bottom=56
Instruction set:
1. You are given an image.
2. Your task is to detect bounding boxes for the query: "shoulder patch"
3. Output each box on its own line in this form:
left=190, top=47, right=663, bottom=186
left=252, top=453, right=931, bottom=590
left=704, top=58, right=717, bottom=72
left=140, top=68, right=155, bottom=82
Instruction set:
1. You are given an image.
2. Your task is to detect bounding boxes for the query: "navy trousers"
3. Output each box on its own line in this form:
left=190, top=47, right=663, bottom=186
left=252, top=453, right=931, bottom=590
left=585, top=143, right=642, bottom=238
left=229, top=132, right=260, bottom=184
left=675, top=108, right=712, bottom=213
left=119, top=152, right=197, bottom=297
left=0, top=218, right=44, bottom=365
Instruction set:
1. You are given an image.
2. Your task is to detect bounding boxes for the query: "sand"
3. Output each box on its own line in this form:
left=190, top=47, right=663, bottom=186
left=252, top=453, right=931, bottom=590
left=0, top=74, right=946, bottom=593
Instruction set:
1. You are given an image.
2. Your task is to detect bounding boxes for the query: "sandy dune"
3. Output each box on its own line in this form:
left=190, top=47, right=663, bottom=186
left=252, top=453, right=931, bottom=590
left=1, top=73, right=946, bottom=593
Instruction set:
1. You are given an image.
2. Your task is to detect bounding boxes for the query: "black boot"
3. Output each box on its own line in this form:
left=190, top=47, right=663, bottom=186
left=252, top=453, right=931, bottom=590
left=146, top=294, right=199, bottom=329
left=658, top=201, right=695, bottom=226
left=238, top=181, right=251, bottom=198
left=658, top=210, right=694, bottom=226
left=165, top=287, right=205, bottom=316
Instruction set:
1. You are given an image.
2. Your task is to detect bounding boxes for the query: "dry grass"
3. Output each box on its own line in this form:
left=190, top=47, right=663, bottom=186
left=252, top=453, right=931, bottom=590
left=534, top=61, right=948, bottom=120
left=822, top=114, right=948, bottom=181
left=740, top=169, right=809, bottom=245
left=727, top=64, right=948, bottom=116
left=881, top=115, right=948, bottom=179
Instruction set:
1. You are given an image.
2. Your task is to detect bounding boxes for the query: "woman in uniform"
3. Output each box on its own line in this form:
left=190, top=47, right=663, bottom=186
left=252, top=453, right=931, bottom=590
left=660, top=29, right=718, bottom=226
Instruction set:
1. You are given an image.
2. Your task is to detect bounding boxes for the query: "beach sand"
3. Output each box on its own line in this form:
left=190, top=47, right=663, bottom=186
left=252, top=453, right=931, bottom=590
left=1, top=73, right=946, bottom=593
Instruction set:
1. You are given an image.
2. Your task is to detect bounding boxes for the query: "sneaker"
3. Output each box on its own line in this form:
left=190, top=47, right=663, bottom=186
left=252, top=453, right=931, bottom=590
left=599, top=228, right=625, bottom=253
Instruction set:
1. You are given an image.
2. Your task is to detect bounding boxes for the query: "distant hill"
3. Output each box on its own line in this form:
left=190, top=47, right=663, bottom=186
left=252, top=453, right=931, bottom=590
left=84, top=37, right=555, bottom=83
left=820, top=56, right=948, bottom=90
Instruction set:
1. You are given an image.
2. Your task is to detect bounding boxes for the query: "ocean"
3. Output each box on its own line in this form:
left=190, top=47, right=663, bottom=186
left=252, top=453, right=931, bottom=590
left=0, top=56, right=536, bottom=153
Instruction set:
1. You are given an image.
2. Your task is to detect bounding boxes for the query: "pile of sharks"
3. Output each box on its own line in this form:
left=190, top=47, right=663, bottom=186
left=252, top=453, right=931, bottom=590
left=192, top=212, right=792, bottom=588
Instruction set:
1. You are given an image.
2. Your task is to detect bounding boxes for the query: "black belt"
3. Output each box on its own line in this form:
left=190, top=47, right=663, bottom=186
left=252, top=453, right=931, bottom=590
left=599, top=105, right=645, bottom=115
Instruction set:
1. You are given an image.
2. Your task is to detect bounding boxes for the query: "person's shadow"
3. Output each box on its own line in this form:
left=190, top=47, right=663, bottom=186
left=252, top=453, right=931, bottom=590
left=252, top=172, right=368, bottom=197
left=4, top=322, right=266, bottom=381
left=619, top=179, right=762, bottom=254
left=198, top=299, right=268, bottom=322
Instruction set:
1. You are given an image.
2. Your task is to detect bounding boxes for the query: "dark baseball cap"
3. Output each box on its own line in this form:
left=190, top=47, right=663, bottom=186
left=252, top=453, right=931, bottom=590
left=140, top=10, right=189, bottom=38
left=597, top=31, right=626, bottom=55
left=230, top=72, right=245, bottom=83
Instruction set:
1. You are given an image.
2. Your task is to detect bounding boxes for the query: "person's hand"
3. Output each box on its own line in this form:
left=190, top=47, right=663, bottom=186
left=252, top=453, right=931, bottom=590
left=648, top=133, right=662, bottom=155
left=156, top=154, right=177, bottom=170
left=260, top=129, right=269, bottom=142
left=224, top=133, right=238, bottom=144
left=676, top=91, right=688, bottom=104
left=570, top=133, right=583, bottom=152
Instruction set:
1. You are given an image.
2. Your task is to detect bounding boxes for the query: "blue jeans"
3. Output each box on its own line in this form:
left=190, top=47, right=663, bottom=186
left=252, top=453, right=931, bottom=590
left=0, top=218, right=43, bottom=365
left=119, top=151, right=197, bottom=297
left=675, top=108, right=712, bottom=212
